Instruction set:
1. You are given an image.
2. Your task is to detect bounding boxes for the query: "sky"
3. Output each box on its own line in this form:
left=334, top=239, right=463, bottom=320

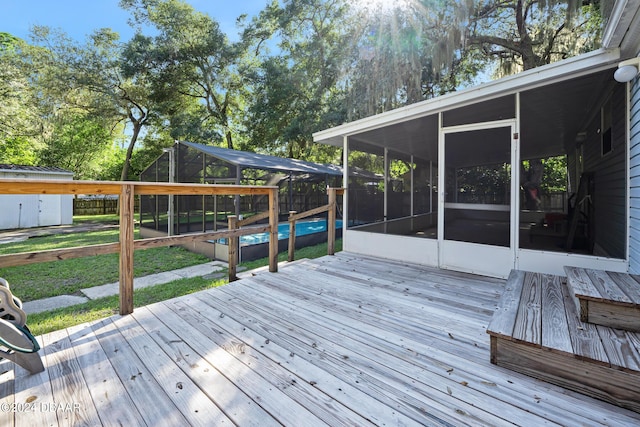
left=1, top=0, right=271, bottom=43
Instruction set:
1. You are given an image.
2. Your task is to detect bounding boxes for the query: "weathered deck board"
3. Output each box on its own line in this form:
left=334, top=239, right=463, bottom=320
left=211, top=283, right=511, bottom=425
left=43, top=328, right=103, bottom=425
left=109, top=314, right=235, bottom=426
left=488, top=269, right=640, bottom=413
left=231, top=278, right=620, bottom=425
left=66, top=322, right=147, bottom=426
left=11, top=336, right=57, bottom=427
left=610, top=272, right=640, bottom=302
left=486, top=270, right=525, bottom=340
left=276, top=264, right=491, bottom=349
left=541, top=274, right=572, bottom=353
left=596, top=326, right=640, bottom=372
left=3, top=253, right=640, bottom=426
left=512, top=272, right=542, bottom=345
left=0, top=363, right=14, bottom=427
left=560, top=280, right=610, bottom=364
left=214, top=274, right=580, bottom=425
left=253, top=262, right=640, bottom=426
left=145, top=301, right=334, bottom=427
left=293, top=258, right=499, bottom=322
left=565, top=266, right=640, bottom=331
left=131, top=306, right=279, bottom=427
left=91, top=317, right=192, bottom=426
left=588, top=269, right=633, bottom=304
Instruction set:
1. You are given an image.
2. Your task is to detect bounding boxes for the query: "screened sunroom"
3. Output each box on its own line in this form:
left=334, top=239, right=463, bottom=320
left=314, top=49, right=630, bottom=278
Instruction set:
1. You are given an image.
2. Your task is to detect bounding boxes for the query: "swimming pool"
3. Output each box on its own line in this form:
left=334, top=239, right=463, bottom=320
left=238, top=218, right=343, bottom=245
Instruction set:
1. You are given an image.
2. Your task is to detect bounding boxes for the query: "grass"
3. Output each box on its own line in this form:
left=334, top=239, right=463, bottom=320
left=9, top=218, right=342, bottom=335
left=73, top=214, right=120, bottom=224
left=0, top=228, right=210, bottom=301
left=28, top=276, right=226, bottom=335
left=0, top=228, right=124, bottom=254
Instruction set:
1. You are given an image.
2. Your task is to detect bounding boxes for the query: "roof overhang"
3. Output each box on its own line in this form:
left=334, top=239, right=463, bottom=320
left=602, top=0, right=640, bottom=57
left=313, top=48, right=621, bottom=149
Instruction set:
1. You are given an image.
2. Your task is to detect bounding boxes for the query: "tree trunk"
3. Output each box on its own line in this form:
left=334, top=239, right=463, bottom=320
left=225, top=129, right=233, bottom=150
left=120, top=121, right=142, bottom=181
left=516, top=0, right=538, bottom=70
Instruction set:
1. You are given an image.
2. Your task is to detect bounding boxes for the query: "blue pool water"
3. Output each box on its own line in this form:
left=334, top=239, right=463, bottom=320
left=234, top=218, right=342, bottom=246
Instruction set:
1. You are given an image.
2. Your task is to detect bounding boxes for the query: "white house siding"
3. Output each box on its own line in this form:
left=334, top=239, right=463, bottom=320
left=0, top=168, right=74, bottom=229
left=629, top=77, right=640, bottom=273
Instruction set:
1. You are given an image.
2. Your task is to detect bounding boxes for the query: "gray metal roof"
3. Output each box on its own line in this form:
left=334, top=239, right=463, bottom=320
left=0, top=164, right=73, bottom=175
left=180, top=141, right=342, bottom=176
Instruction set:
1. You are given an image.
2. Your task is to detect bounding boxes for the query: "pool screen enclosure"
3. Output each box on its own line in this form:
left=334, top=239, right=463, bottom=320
left=139, top=141, right=344, bottom=235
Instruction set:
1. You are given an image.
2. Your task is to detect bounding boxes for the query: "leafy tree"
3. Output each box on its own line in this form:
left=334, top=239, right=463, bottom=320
left=440, top=0, right=602, bottom=74
left=343, top=1, right=447, bottom=119
left=39, top=111, right=113, bottom=179
left=0, top=34, right=46, bottom=164
left=76, top=28, right=171, bottom=181
left=121, top=0, right=249, bottom=150
left=332, top=0, right=603, bottom=124
left=243, top=0, right=349, bottom=163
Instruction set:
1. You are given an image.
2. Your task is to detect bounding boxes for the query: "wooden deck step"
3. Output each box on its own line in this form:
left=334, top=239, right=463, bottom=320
left=487, top=270, right=640, bottom=413
left=565, top=266, right=640, bottom=331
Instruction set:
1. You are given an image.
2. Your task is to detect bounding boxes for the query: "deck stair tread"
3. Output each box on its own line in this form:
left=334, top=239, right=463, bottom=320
left=564, top=267, right=640, bottom=306
left=564, top=266, right=640, bottom=331
left=487, top=269, right=640, bottom=412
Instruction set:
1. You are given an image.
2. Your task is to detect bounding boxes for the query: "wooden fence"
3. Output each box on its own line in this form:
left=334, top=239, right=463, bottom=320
left=287, top=188, right=345, bottom=263
left=224, top=188, right=345, bottom=281
left=0, top=180, right=279, bottom=315
left=73, top=198, right=140, bottom=215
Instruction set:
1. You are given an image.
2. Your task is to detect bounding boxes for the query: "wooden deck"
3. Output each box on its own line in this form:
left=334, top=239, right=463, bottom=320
left=2, top=253, right=640, bottom=426
left=565, top=266, right=640, bottom=331
left=487, top=270, right=640, bottom=413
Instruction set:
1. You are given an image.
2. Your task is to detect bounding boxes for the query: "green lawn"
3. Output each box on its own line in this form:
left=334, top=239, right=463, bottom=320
left=0, top=220, right=341, bottom=335
left=72, top=214, right=120, bottom=224
left=0, top=228, right=210, bottom=301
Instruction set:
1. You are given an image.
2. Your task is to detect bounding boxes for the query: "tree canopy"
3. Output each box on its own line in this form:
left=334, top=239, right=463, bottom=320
left=0, top=0, right=605, bottom=180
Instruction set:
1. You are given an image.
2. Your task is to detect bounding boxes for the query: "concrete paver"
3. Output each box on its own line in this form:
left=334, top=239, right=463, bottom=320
left=23, top=295, right=89, bottom=315
left=23, top=261, right=228, bottom=314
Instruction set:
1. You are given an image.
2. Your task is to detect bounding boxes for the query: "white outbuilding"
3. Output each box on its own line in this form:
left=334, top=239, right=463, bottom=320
left=0, top=164, right=74, bottom=230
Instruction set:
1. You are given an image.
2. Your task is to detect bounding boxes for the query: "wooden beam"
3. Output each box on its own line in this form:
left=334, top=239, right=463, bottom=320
left=0, top=243, right=121, bottom=268
left=268, top=187, right=279, bottom=273
left=288, top=204, right=330, bottom=222
left=237, top=211, right=270, bottom=227
left=133, top=183, right=275, bottom=196
left=327, top=189, right=337, bottom=256
left=132, top=226, right=271, bottom=250
left=0, top=179, right=123, bottom=195
left=0, top=226, right=272, bottom=268
left=228, top=216, right=238, bottom=282
left=0, top=179, right=276, bottom=197
left=119, top=184, right=135, bottom=315
left=288, top=211, right=297, bottom=262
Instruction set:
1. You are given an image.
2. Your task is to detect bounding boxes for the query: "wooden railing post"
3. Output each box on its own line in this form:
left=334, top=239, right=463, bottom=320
left=288, top=211, right=297, bottom=262
left=327, top=188, right=337, bottom=256
left=228, top=215, right=238, bottom=282
left=119, top=183, right=135, bottom=315
left=268, top=187, right=279, bottom=273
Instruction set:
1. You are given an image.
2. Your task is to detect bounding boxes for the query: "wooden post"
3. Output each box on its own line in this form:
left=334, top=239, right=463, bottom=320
left=327, top=188, right=337, bottom=256
left=119, top=184, right=135, bottom=315
left=268, top=187, right=279, bottom=273
left=288, top=211, right=297, bottom=262
left=228, top=215, right=238, bottom=282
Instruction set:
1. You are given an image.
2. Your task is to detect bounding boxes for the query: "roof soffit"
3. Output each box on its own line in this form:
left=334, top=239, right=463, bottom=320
left=313, top=49, right=621, bottom=147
